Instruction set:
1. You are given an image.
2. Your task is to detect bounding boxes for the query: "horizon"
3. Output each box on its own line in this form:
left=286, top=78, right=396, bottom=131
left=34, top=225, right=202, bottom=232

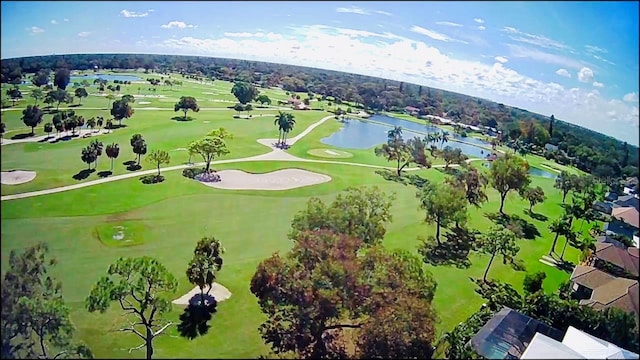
left=1, top=1, right=638, bottom=146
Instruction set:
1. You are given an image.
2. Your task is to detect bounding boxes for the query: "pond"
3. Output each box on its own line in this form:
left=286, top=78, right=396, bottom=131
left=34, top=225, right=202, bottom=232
left=481, top=162, right=559, bottom=179
left=320, top=116, right=493, bottom=158
left=70, top=74, right=143, bottom=82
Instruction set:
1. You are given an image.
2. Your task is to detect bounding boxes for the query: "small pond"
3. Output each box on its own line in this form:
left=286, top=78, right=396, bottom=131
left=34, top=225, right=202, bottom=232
left=320, top=115, right=493, bottom=158
left=481, top=162, right=559, bottom=179
left=70, top=74, right=143, bottom=82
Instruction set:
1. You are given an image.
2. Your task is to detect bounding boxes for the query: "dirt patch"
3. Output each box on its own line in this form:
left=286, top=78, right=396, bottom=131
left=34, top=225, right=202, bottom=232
left=172, top=283, right=232, bottom=305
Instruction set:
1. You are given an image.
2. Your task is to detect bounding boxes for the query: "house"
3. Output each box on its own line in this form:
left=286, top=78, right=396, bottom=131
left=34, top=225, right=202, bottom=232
left=604, top=220, right=637, bottom=240
left=404, top=106, right=419, bottom=115
left=521, top=326, right=639, bottom=359
left=604, top=191, right=619, bottom=202
left=468, top=307, right=564, bottom=359
left=592, top=201, right=613, bottom=215
left=596, top=235, right=627, bottom=249
left=611, top=207, right=640, bottom=229
left=544, top=143, right=559, bottom=152
left=612, top=195, right=639, bottom=211
left=588, top=242, right=639, bottom=277
left=569, top=265, right=639, bottom=324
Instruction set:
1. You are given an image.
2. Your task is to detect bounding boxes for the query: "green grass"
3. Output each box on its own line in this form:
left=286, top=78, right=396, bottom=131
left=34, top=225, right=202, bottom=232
left=1, top=73, right=582, bottom=359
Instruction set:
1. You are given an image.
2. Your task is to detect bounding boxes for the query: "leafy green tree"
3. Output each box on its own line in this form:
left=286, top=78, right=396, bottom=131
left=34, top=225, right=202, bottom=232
left=230, top=81, right=258, bottom=104
left=174, top=96, right=200, bottom=121
left=44, top=122, right=53, bottom=138
left=105, top=94, right=115, bottom=109
left=1, top=243, right=93, bottom=359
left=439, top=146, right=468, bottom=170
left=54, top=68, right=71, bottom=90
left=233, top=103, right=244, bottom=115
left=31, top=88, right=44, bottom=105
left=477, top=226, right=520, bottom=281
left=417, top=182, right=467, bottom=245
left=81, top=146, right=97, bottom=170
left=130, top=134, right=147, bottom=165
left=121, top=94, right=135, bottom=104
left=521, top=186, right=546, bottom=212
left=6, top=87, right=22, bottom=106
left=21, top=105, right=43, bottom=134
left=375, top=127, right=431, bottom=175
left=523, top=271, right=547, bottom=294
left=31, top=69, right=50, bottom=88
left=89, top=139, right=103, bottom=168
left=110, top=99, right=134, bottom=127
left=45, top=89, right=72, bottom=111
left=187, top=133, right=231, bottom=173
left=446, top=166, right=489, bottom=208
left=255, top=94, right=271, bottom=105
left=489, top=153, right=531, bottom=214
left=86, top=257, right=178, bottom=360
left=245, top=103, right=253, bottom=116
left=185, top=236, right=225, bottom=306
left=146, top=149, right=170, bottom=176
left=290, top=186, right=396, bottom=246
left=250, top=230, right=437, bottom=359
left=74, top=87, right=88, bottom=105
left=105, top=143, right=120, bottom=170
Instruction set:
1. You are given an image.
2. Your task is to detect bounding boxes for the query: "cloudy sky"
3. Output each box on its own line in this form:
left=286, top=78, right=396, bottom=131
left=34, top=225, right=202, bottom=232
left=2, top=1, right=639, bottom=145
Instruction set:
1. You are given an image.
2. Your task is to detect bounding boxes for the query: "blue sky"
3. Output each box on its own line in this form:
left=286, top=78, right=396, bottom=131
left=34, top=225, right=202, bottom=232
left=2, top=1, right=639, bottom=145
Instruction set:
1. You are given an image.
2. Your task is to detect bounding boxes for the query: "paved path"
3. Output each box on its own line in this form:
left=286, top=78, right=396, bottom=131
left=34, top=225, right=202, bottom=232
left=1, top=115, right=484, bottom=202
left=1, top=106, right=290, bottom=112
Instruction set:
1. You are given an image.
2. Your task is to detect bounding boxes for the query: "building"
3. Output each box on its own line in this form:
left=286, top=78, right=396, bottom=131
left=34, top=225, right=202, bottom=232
left=468, top=307, right=564, bottom=359
left=569, top=265, right=639, bottom=325
left=521, top=326, right=639, bottom=359
left=612, top=207, right=640, bottom=229
left=612, top=195, right=639, bottom=211
left=544, top=143, right=559, bottom=152
left=404, top=106, right=419, bottom=115
left=588, top=242, right=639, bottom=277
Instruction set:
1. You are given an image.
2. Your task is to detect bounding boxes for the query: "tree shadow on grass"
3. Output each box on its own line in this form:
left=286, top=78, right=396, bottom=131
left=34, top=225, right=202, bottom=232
left=375, top=169, right=430, bottom=189
left=177, top=294, right=218, bottom=340
left=37, top=136, right=54, bottom=143
left=10, top=133, right=34, bottom=140
left=127, top=164, right=142, bottom=171
left=171, top=116, right=194, bottom=122
left=97, top=170, right=112, bottom=178
left=72, top=168, right=95, bottom=181
left=485, top=212, right=541, bottom=240
left=525, top=209, right=549, bottom=222
left=417, top=227, right=479, bottom=269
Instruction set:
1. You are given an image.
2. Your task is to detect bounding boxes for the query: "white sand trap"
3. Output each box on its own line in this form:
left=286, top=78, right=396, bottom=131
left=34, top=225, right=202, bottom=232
left=202, top=92, right=215, bottom=95
left=1, top=170, right=37, bottom=185
left=203, top=121, right=210, bottom=123
left=173, top=147, right=187, bottom=151
left=138, top=101, right=151, bottom=104
left=325, top=150, right=341, bottom=156
left=201, top=169, right=331, bottom=191
left=172, top=283, right=231, bottom=305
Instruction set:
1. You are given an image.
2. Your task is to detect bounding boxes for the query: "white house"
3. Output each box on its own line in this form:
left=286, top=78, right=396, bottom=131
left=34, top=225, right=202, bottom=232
left=544, top=143, right=559, bottom=152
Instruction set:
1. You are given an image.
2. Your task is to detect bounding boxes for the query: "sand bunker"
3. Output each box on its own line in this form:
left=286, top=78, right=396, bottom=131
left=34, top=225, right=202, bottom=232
left=172, top=283, right=232, bottom=305
left=138, top=101, right=151, bottom=104
left=202, top=92, right=216, bottom=95
left=200, top=169, right=331, bottom=190
left=1, top=170, right=37, bottom=185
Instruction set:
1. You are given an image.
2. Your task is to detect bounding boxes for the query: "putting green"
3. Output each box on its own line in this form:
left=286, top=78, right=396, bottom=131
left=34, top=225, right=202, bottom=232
left=307, top=148, right=353, bottom=158
left=94, top=220, right=147, bottom=247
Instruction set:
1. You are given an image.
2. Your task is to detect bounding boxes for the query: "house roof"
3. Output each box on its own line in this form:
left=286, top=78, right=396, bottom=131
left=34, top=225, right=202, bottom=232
left=570, top=265, right=617, bottom=288
left=613, top=196, right=639, bottom=211
left=612, top=207, right=639, bottom=228
left=572, top=266, right=639, bottom=320
left=521, top=333, right=584, bottom=359
left=562, top=326, right=639, bottom=359
left=594, top=242, right=639, bottom=276
left=596, top=235, right=626, bottom=249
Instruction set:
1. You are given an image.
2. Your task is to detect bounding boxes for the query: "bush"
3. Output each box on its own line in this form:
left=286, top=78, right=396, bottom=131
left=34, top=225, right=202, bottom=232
left=195, top=171, right=221, bottom=183
left=140, top=175, right=165, bottom=184
left=182, top=167, right=206, bottom=179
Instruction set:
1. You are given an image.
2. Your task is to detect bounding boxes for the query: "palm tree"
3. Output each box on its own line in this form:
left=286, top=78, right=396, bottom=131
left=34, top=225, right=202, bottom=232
left=387, top=126, right=403, bottom=142
left=548, top=217, right=571, bottom=256
left=274, top=112, right=286, bottom=146
left=105, top=143, right=120, bottom=171
left=281, top=113, right=296, bottom=147
left=560, top=229, right=577, bottom=261
left=439, top=132, right=449, bottom=149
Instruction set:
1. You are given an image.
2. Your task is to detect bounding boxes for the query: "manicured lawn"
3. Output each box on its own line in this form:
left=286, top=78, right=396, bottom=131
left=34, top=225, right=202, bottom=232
left=1, top=73, right=581, bottom=359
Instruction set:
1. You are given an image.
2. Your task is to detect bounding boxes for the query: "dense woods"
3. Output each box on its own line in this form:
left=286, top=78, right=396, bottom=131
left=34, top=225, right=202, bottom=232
left=2, top=53, right=637, bottom=179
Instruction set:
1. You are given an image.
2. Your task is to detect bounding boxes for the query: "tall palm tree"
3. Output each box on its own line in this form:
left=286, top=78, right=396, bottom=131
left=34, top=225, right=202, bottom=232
left=548, top=216, right=571, bottom=256
left=274, top=111, right=287, bottom=146
left=387, top=126, right=403, bottom=142
left=281, top=113, right=296, bottom=146
left=439, top=132, right=449, bottom=149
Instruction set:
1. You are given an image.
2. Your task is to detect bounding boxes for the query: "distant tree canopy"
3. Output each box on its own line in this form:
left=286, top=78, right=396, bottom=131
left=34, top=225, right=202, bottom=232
left=2, top=53, right=637, bottom=178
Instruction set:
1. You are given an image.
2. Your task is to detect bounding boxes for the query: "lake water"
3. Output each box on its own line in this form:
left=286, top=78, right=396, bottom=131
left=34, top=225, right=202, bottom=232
left=320, top=115, right=493, bottom=158
left=482, top=162, right=558, bottom=179
left=70, top=74, right=143, bottom=82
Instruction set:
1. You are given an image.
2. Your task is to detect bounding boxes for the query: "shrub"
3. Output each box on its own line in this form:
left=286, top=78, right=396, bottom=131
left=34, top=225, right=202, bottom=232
left=182, top=167, right=206, bottom=179
left=140, top=175, right=165, bottom=184
left=195, top=172, right=221, bottom=183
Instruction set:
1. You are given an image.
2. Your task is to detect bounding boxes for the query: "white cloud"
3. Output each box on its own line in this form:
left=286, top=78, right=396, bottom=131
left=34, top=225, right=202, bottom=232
left=577, top=67, right=594, bottom=83
left=585, top=44, right=607, bottom=54
left=26, top=26, right=44, bottom=34
left=593, top=81, right=604, bottom=88
left=501, top=26, right=569, bottom=50
left=77, top=32, right=91, bottom=37
left=336, top=6, right=368, bottom=15
left=555, top=69, right=571, bottom=78
left=63, top=18, right=69, bottom=22
left=161, top=21, right=196, bottom=29
left=592, top=54, right=615, bottom=66
left=120, top=9, right=150, bottom=18
left=148, top=9, right=155, bottom=12
left=474, top=18, right=484, bottom=24
left=477, top=26, right=486, bottom=31
left=410, top=25, right=468, bottom=44
left=623, top=92, right=639, bottom=102
left=436, top=21, right=463, bottom=27
left=51, top=19, right=58, bottom=25
left=494, top=56, right=508, bottom=64
left=507, top=44, right=584, bottom=69
left=374, top=10, right=392, bottom=16
left=224, top=31, right=283, bottom=40
left=151, top=25, right=639, bottom=145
